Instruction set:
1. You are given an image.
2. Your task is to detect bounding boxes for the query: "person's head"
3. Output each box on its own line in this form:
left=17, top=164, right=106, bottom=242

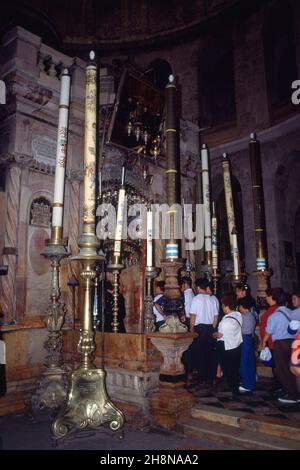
left=195, top=277, right=210, bottom=293
left=105, top=281, right=113, bottom=293
left=265, top=287, right=286, bottom=307
left=180, top=276, right=192, bottom=292
left=238, top=296, right=253, bottom=314
left=155, top=280, right=165, bottom=295
left=206, top=282, right=213, bottom=296
left=292, top=291, right=300, bottom=308
left=235, top=283, right=250, bottom=300
left=265, top=287, right=278, bottom=306
left=221, top=295, right=236, bottom=315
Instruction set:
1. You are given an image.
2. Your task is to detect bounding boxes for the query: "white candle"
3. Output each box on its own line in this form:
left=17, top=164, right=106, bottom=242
left=52, top=69, right=71, bottom=228
left=146, top=210, right=153, bottom=267
left=113, top=170, right=126, bottom=257
left=222, top=153, right=235, bottom=249
left=201, top=144, right=212, bottom=253
left=99, top=171, right=102, bottom=198
left=232, top=227, right=241, bottom=278
left=211, top=202, right=218, bottom=270
left=83, top=51, right=97, bottom=226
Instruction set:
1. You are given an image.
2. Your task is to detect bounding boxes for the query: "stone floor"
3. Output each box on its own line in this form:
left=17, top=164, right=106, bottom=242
left=190, top=376, right=300, bottom=422
left=0, top=410, right=233, bottom=451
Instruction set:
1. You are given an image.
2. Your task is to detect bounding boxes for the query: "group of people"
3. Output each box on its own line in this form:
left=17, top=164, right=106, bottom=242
left=153, top=277, right=300, bottom=403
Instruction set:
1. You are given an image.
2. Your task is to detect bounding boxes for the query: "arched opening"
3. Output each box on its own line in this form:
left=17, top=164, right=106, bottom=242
left=264, top=0, right=297, bottom=115
left=144, top=59, right=173, bottom=90
left=294, top=206, right=300, bottom=287
left=199, top=33, right=236, bottom=128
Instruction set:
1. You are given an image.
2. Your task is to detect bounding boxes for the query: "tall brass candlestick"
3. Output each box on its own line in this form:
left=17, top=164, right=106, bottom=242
left=211, top=201, right=220, bottom=295
left=165, top=74, right=179, bottom=261
left=222, top=153, right=242, bottom=283
left=159, top=75, right=186, bottom=333
left=107, top=167, right=126, bottom=333
left=201, top=144, right=212, bottom=269
left=52, top=52, right=124, bottom=439
left=249, top=133, right=271, bottom=304
left=31, top=69, right=71, bottom=411
left=249, top=133, right=268, bottom=270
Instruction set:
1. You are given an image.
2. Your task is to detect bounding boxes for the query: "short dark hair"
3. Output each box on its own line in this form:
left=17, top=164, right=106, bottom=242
left=155, top=280, right=165, bottom=292
left=292, top=291, right=300, bottom=298
left=195, top=278, right=209, bottom=290
left=221, top=295, right=236, bottom=311
left=235, top=283, right=250, bottom=293
left=266, top=287, right=285, bottom=305
left=238, top=297, right=253, bottom=310
left=180, top=276, right=192, bottom=288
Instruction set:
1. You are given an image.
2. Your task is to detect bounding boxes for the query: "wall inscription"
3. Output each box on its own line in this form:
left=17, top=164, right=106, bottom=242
left=32, top=134, right=56, bottom=166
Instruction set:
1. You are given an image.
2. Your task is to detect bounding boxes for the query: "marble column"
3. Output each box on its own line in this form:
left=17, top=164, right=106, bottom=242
left=149, top=333, right=195, bottom=429
left=0, top=165, right=21, bottom=324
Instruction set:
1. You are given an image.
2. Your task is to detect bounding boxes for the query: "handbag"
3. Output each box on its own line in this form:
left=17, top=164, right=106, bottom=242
left=259, top=346, right=273, bottom=367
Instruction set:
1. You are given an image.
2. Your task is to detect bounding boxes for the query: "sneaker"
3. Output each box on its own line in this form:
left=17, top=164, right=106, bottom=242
left=239, top=386, right=252, bottom=393
left=278, top=395, right=300, bottom=404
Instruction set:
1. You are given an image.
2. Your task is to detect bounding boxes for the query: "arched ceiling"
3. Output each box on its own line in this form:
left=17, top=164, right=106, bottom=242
left=0, top=0, right=263, bottom=57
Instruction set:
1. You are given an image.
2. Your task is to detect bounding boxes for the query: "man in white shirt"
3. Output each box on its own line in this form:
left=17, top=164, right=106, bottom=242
left=189, top=278, right=219, bottom=385
left=180, top=276, right=194, bottom=329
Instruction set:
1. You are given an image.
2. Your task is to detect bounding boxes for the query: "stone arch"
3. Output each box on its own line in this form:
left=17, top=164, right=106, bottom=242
left=272, top=152, right=300, bottom=290
left=144, top=59, right=173, bottom=90
left=199, top=33, right=236, bottom=128
left=263, top=0, right=297, bottom=110
left=294, top=205, right=300, bottom=287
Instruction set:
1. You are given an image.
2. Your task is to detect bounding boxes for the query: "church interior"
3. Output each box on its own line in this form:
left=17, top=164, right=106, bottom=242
left=1, top=0, right=300, bottom=452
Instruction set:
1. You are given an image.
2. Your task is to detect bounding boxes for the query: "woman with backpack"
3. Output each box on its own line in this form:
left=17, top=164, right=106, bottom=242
left=262, top=289, right=300, bottom=404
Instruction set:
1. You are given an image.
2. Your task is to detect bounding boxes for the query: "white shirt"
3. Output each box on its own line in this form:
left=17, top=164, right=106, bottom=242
left=218, top=311, right=243, bottom=351
left=153, top=294, right=165, bottom=322
left=190, top=293, right=219, bottom=325
left=184, top=288, right=195, bottom=318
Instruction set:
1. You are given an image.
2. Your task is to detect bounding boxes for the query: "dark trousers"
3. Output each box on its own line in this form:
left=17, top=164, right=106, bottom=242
left=0, top=364, right=6, bottom=397
left=273, top=339, right=299, bottom=399
left=240, top=334, right=256, bottom=391
left=218, top=341, right=241, bottom=397
left=192, top=324, right=215, bottom=383
left=155, top=320, right=165, bottom=332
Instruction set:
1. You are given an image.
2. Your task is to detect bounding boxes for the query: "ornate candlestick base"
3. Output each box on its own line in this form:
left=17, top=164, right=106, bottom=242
left=144, top=266, right=159, bottom=333
left=227, top=272, right=246, bottom=290
left=52, top=367, right=124, bottom=437
left=52, top=233, right=124, bottom=437
left=159, top=259, right=187, bottom=333
left=200, top=263, right=212, bottom=281
left=255, top=269, right=272, bottom=309
left=107, top=261, right=124, bottom=333
left=211, top=269, right=221, bottom=296
left=31, top=239, right=70, bottom=411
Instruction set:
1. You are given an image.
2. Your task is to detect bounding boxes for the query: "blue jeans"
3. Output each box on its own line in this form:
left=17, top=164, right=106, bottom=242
left=240, top=334, right=256, bottom=391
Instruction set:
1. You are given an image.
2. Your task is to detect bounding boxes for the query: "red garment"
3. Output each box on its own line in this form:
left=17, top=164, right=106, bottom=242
left=291, top=330, right=300, bottom=367
left=260, top=304, right=278, bottom=349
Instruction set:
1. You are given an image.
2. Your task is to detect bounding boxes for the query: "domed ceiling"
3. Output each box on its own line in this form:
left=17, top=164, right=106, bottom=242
left=0, top=0, right=259, bottom=56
